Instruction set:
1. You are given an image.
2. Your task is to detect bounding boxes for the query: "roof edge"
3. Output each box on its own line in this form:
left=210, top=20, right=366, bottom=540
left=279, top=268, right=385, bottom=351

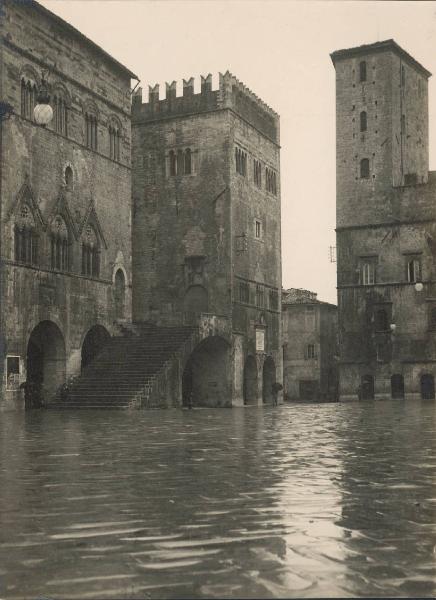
left=24, top=0, right=138, bottom=80
left=330, top=39, right=431, bottom=79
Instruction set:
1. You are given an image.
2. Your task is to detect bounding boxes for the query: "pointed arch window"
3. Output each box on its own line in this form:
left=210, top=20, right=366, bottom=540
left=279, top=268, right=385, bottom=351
left=50, top=215, right=69, bottom=272
left=81, top=224, right=100, bottom=278
left=53, top=93, right=68, bottom=136
left=14, top=204, right=39, bottom=266
left=184, top=148, right=192, bottom=175
left=21, top=77, right=37, bottom=120
left=109, top=122, right=120, bottom=161
left=168, top=148, right=193, bottom=176
left=85, top=112, right=98, bottom=150
left=169, top=150, right=176, bottom=176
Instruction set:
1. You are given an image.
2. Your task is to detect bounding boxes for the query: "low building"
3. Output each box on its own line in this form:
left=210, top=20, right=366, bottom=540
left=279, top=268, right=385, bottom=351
left=282, top=289, right=338, bottom=401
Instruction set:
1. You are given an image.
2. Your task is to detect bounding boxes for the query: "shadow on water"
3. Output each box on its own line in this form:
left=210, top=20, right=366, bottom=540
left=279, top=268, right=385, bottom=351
left=0, top=401, right=435, bottom=598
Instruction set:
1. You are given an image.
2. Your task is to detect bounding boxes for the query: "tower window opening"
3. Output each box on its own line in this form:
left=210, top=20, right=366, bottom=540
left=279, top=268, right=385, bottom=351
left=359, top=61, right=367, bottom=82
left=407, top=257, right=421, bottom=283
left=360, top=111, right=367, bottom=132
left=360, top=158, right=370, bottom=178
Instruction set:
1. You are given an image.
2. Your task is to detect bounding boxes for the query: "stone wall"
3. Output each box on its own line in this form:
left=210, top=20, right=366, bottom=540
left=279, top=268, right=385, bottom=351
left=1, top=0, right=134, bottom=409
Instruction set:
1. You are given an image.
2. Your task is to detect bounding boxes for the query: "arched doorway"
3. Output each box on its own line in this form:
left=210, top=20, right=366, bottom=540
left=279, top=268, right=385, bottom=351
left=26, top=321, right=66, bottom=406
left=81, top=325, right=111, bottom=371
left=420, top=374, right=435, bottom=400
left=114, top=269, right=125, bottom=319
left=183, top=285, right=208, bottom=324
left=243, top=355, right=258, bottom=405
left=182, top=336, right=230, bottom=407
left=262, top=356, right=276, bottom=405
left=361, top=374, right=375, bottom=400
left=391, top=374, right=405, bottom=399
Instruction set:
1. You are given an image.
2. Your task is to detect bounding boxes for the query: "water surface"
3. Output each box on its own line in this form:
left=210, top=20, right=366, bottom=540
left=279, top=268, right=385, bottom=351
left=0, top=401, right=435, bottom=598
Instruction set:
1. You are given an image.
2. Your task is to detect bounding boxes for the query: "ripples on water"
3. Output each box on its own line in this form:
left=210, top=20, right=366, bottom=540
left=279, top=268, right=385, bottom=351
left=0, top=401, right=435, bottom=599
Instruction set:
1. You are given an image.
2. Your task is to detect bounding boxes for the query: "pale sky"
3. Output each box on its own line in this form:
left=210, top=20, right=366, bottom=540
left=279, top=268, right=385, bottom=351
left=40, top=0, right=436, bottom=304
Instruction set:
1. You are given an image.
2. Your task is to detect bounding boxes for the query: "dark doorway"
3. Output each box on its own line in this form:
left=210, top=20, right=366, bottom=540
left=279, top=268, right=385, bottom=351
left=243, top=355, right=258, bottom=405
left=81, top=325, right=111, bottom=371
left=182, top=336, right=230, bottom=407
left=26, top=321, right=66, bottom=406
left=114, top=269, right=126, bottom=319
left=361, top=374, right=375, bottom=400
left=299, top=380, right=318, bottom=401
left=391, top=374, right=405, bottom=399
left=183, top=285, right=208, bottom=324
left=262, top=356, right=276, bottom=404
left=420, top=374, right=435, bottom=400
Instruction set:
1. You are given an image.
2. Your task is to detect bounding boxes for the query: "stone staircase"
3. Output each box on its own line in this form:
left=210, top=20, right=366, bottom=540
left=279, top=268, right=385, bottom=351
left=51, top=324, right=198, bottom=409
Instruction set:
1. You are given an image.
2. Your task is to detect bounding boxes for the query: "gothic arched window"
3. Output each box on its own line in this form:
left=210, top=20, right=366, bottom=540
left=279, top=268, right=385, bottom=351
left=81, top=224, right=100, bottom=278
left=50, top=215, right=69, bottom=272
left=53, top=92, right=68, bottom=136
left=21, top=77, right=37, bottom=120
left=109, top=121, right=120, bottom=161
left=15, top=204, right=39, bottom=266
left=85, top=112, right=98, bottom=150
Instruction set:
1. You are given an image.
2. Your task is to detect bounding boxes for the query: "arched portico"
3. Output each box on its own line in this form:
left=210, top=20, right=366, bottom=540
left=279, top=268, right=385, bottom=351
left=243, top=355, right=258, bottom=405
left=81, top=325, right=111, bottom=371
left=26, top=320, right=66, bottom=406
left=182, top=335, right=230, bottom=407
left=262, top=356, right=276, bottom=405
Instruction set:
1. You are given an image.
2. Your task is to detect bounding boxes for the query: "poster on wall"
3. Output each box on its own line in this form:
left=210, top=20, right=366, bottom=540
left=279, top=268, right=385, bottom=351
left=256, top=329, right=265, bottom=352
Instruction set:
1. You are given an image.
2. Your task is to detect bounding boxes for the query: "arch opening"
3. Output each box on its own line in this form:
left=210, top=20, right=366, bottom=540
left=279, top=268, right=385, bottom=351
left=182, top=336, right=230, bottom=407
left=420, top=374, right=435, bottom=400
left=361, top=374, right=374, bottom=400
left=262, top=356, right=276, bottom=405
left=81, top=325, right=111, bottom=372
left=114, top=269, right=126, bottom=319
left=391, top=374, right=405, bottom=399
left=26, top=321, right=66, bottom=407
left=243, top=355, right=258, bottom=405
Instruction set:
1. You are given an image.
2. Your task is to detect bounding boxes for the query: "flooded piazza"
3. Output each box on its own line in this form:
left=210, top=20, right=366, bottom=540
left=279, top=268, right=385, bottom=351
left=0, top=401, right=435, bottom=599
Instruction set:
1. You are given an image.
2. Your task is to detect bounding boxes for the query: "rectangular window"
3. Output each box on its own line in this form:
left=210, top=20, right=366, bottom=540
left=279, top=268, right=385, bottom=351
left=269, top=289, right=278, bottom=310
left=239, top=282, right=250, bottom=304
left=255, top=220, right=262, bottom=239
left=256, top=285, right=264, bottom=308
left=406, top=257, right=421, bottom=283
left=360, top=260, right=376, bottom=285
left=306, top=344, right=316, bottom=359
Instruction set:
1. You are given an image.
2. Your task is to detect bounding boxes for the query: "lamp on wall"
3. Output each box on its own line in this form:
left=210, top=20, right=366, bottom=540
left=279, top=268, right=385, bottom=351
left=34, top=76, right=53, bottom=126
left=415, top=282, right=424, bottom=292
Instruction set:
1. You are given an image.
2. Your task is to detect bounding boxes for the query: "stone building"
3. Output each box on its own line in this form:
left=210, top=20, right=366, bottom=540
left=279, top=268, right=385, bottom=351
left=131, top=75, right=282, bottom=407
left=331, top=39, right=436, bottom=401
left=282, top=288, right=338, bottom=401
left=1, top=0, right=136, bottom=409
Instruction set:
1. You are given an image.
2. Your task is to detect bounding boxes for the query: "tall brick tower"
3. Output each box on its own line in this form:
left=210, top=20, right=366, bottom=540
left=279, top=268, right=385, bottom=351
left=132, top=74, right=282, bottom=407
left=331, top=40, right=436, bottom=401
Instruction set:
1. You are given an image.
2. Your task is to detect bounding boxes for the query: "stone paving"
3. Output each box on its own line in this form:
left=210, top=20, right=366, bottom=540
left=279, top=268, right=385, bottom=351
left=0, top=402, right=435, bottom=598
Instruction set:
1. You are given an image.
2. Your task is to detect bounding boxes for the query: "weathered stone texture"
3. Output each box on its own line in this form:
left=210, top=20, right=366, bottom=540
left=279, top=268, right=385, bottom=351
left=282, top=290, right=338, bottom=401
left=1, top=0, right=134, bottom=409
left=132, top=75, right=282, bottom=406
left=332, top=40, right=436, bottom=401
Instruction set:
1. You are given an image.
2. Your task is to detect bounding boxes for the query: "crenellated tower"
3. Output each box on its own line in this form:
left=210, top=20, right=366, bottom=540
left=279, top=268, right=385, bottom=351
left=131, top=72, right=282, bottom=407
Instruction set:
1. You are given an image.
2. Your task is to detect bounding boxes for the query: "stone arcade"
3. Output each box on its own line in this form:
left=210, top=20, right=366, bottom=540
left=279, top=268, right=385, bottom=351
left=0, top=0, right=282, bottom=410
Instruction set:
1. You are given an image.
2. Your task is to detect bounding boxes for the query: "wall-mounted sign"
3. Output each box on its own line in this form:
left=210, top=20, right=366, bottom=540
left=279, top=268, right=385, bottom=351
left=256, top=329, right=265, bottom=352
left=6, top=355, right=22, bottom=391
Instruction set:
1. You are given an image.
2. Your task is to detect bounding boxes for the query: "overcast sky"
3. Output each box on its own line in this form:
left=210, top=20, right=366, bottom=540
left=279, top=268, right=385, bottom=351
left=40, top=0, right=436, bottom=304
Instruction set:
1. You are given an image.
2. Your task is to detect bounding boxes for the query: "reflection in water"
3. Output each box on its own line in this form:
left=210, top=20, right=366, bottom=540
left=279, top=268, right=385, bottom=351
left=0, top=402, right=435, bottom=598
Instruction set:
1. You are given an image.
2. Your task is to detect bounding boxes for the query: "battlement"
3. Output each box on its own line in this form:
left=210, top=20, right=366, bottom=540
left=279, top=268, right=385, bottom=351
left=132, top=71, right=279, bottom=143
